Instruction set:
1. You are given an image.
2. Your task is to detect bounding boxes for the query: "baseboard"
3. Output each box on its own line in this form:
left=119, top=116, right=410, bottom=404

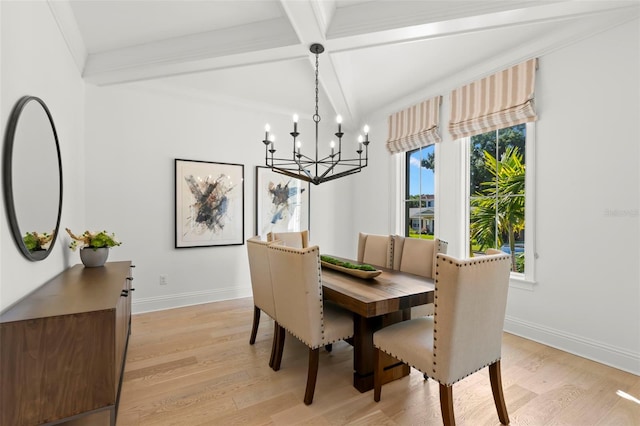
left=504, top=315, right=640, bottom=376
left=132, top=288, right=252, bottom=314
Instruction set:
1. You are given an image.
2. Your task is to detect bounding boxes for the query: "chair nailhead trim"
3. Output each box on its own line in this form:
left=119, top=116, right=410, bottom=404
left=430, top=253, right=510, bottom=379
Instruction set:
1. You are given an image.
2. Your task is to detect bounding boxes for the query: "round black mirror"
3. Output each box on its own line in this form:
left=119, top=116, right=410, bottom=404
left=3, top=96, right=63, bottom=261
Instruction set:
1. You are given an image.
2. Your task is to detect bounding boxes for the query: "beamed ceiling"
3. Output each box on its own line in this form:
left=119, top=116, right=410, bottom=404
left=50, top=0, right=639, bottom=126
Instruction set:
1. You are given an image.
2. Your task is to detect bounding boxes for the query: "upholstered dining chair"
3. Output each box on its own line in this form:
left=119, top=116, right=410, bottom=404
left=373, top=251, right=512, bottom=426
left=392, top=235, right=448, bottom=317
left=357, top=232, right=393, bottom=268
left=246, top=236, right=281, bottom=368
left=267, top=244, right=354, bottom=405
left=267, top=230, right=309, bottom=248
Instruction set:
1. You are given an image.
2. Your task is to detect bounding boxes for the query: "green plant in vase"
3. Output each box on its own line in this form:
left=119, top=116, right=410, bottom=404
left=65, top=228, right=122, bottom=251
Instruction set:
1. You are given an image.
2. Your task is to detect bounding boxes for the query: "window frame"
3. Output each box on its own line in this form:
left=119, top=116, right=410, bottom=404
left=463, top=122, right=536, bottom=287
left=404, top=144, right=437, bottom=239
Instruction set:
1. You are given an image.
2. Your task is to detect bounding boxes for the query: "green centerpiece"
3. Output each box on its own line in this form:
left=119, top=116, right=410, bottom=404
left=320, top=255, right=377, bottom=271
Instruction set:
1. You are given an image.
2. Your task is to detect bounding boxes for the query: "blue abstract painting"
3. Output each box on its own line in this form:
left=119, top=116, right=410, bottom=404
left=256, top=166, right=309, bottom=238
left=176, top=159, right=244, bottom=247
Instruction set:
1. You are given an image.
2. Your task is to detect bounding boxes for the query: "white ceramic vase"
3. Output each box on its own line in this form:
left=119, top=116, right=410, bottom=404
left=80, top=247, right=109, bottom=267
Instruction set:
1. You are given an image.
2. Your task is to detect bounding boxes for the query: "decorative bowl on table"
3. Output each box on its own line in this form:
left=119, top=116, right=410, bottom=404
left=320, top=255, right=382, bottom=279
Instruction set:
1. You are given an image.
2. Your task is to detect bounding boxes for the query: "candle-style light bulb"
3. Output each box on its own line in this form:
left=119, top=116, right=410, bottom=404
left=363, top=125, right=370, bottom=142
left=264, top=124, right=270, bottom=141
left=269, top=135, right=275, bottom=151
left=296, top=140, right=301, bottom=155
left=358, top=135, right=363, bottom=152
left=330, top=140, right=335, bottom=156
left=293, top=114, right=299, bottom=133
left=336, top=115, right=342, bottom=133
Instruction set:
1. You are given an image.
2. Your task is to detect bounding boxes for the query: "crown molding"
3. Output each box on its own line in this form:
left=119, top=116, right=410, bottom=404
left=47, top=0, right=87, bottom=74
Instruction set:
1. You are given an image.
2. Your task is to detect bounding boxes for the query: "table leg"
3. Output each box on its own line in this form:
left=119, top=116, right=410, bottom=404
left=352, top=310, right=410, bottom=393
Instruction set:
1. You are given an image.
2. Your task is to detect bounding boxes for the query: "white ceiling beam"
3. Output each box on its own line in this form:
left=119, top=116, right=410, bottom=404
left=83, top=16, right=300, bottom=85
left=83, top=44, right=305, bottom=86
left=325, top=1, right=639, bottom=53
left=280, top=0, right=356, bottom=123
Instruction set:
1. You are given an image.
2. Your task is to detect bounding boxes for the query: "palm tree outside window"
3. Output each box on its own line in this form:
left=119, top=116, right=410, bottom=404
left=469, top=124, right=526, bottom=272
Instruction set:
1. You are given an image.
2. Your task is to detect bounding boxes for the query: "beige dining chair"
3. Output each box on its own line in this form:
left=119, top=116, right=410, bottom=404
left=357, top=232, right=393, bottom=268
left=246, top=236, right=281, bottom=368
left=267, top=244, right=354, bottom=405
left=392, top=235, right=448, bottom=317
left=267, top=230, right=309, bottom=248
left=373, top=251, right=512, bottom=426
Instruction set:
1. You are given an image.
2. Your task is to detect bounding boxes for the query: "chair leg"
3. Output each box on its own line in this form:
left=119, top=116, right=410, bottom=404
left=249, top=306, right=261, bottom=344
left=439, top=384, right=455, bottom=426
left=373, top=347, right=383, bottom=402
left=303, top=348, right=320, bottom=405
left=272, top=325, right=286, bottom=371
left=268, top=321, right=279, bottom=368
left=489, top=360, right=510, bottom=425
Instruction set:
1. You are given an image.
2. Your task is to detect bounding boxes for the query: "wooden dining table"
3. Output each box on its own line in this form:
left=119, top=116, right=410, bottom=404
left=320, top=257, right=434, bottom=393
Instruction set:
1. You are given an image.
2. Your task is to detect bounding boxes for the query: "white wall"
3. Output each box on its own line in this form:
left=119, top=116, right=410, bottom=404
left=0, top=1, right=85, bottom=310
left=353, top=19, right=640, bottom=374
left=84, top=83, right=351, bottom=313
left=505, top=19, right=639, bottom=374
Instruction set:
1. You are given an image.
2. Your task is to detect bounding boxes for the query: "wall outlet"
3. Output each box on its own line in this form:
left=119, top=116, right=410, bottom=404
left=159, top=274, right=168, bottom=285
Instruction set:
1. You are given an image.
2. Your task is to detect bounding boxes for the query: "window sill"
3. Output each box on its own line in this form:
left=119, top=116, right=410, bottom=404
left=509, top=274, right=536, bottom=291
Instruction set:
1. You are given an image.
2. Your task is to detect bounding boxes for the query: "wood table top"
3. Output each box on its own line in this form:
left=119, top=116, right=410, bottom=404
left=321, top=259, right=434, bottom=318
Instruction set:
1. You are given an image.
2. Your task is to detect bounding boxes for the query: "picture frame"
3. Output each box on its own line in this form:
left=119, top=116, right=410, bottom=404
left=175, top=159, right=244, bottom=248
left=255, top=166, right=310, bottom=239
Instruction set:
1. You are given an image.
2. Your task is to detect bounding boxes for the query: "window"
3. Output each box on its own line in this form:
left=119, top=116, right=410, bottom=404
left=468, top=123, right=529, bottom=274
left=405, top=145, right=435, bottom=239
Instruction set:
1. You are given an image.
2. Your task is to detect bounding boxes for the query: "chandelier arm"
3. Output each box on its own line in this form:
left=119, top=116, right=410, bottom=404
left=318, top=162, right=340, bottom=180
left=316, top=167, right=363, bottom=184
left=293, top=155, right=313, bottom=179
left=271, top=168, right=313, bottom=183
left=267, top=160, right=303, bottom=167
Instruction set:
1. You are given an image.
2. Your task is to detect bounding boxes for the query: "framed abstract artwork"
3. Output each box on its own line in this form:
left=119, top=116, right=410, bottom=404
left=255, top=166, right=309, bottom=239
left=175, top=159, right=244, bottom=248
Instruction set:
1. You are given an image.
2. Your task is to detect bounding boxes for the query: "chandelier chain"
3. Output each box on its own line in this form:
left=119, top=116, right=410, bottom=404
left=314, top=50, right=320, bottom=123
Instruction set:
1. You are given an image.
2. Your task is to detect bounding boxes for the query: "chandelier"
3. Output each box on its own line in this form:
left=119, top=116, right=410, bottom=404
left=262, top=43, right=370, bottom=185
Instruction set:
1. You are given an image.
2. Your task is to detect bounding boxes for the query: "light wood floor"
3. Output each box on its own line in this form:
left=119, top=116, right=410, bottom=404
left=117, top=298, right=639, bottom=425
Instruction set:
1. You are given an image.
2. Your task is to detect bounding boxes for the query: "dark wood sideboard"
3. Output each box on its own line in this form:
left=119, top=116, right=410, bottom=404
left=0, top=261, right=134, bottom=426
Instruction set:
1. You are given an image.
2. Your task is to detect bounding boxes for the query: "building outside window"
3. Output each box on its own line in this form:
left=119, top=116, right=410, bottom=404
left=468, top=123, right=527, bottom=273
left=405, top=144, right=435, bottom=239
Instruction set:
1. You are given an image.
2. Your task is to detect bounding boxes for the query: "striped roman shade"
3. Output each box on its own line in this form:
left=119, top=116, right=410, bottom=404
left=449, top=58, right=538, bottom=140
left=386, top=96, right=442, bottom=154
